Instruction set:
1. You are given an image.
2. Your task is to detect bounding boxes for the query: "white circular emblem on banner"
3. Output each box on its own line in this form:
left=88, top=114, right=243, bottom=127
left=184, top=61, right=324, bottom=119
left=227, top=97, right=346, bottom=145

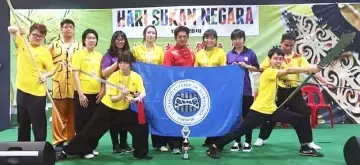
left=163, top=79, right=210, bottom=126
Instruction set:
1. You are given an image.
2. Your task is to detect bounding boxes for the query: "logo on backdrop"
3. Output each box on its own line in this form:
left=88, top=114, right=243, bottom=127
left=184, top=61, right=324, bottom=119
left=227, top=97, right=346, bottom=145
left=163, top=79, right=210, bottom=126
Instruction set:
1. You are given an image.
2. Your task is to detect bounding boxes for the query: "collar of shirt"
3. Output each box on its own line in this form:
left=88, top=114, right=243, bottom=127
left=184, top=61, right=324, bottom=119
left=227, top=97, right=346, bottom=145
left=173, top=44, right=192, bottom=57
left=227, top=46, right=253, bottom=64
left=231, top=46, right=250, bottom=54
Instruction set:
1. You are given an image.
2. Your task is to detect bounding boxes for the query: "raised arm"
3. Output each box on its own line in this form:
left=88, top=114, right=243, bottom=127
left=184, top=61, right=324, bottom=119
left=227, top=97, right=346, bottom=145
left=8, top=26, right=19, bottom=38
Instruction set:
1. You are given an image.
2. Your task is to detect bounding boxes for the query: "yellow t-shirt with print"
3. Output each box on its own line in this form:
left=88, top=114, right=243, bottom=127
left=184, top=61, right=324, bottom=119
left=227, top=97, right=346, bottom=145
left=101, top=70, right=145, bottom=110
left=250, top=67, right=278, bottom=114
left=132, top=44, right=164, bottom=65
left=50, top=39, right=82, bottom=99
left=14, top=34, right=55, bottom=96
left=194, top=47, right=226, bottom=67
left=71, top=49, right=102, bottom=94
left=260, top=52, right=309, bottom=88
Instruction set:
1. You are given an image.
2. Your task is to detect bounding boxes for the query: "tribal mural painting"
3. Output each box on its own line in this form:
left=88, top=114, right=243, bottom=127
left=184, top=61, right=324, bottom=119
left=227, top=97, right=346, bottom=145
left=281, top=3, right=360, bottom=124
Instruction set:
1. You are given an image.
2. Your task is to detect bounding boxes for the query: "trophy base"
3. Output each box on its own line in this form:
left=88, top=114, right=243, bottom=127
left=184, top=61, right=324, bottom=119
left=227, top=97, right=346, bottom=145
left=182, top=153, right=189, bottom=160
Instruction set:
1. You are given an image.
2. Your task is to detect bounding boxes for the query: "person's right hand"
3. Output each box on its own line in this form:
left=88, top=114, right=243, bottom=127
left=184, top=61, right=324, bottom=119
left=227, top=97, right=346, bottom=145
left=79, top=93, right=89, bottom=108
left=309, top=64, right=321, bottom=73
left=121, top=87, right=130, bottom=96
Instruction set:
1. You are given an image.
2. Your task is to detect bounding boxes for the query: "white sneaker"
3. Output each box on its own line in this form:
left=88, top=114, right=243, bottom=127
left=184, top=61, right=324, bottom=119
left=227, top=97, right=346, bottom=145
left=254, top=138, right=266, bottom=147
left=83, top=153, right=94, bottom=159
left=171, top=148, right=181, bottom=155
left=242, top=142, right=252, bottom=152
left=92, top=150, right=99, bottom=156
left=230, top=142, right=240, bottom=152
left=160, top=146, right=169, bottom=152
left=308, top=142, right=321, bottom=150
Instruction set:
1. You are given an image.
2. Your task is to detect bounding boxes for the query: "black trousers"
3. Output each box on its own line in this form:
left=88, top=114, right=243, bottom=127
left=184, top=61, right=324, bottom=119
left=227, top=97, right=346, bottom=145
left=73, top=91, right=98, bottom=133
left=204, top=96, right=254, bottom=145
left=168, top=137, right=183, bottom=149
left=16, top=89, right=47, bottom=141
left=215, top=109, right=312, bottom=148
left=258, top=87, right=313, bottom=141
left=63, top=103, right=149, bottom=158
left=109, top=126, right=128, bottom=147
left=236, top=96, right=254, bottom=144
left=151, top=134, right=168, bottom=148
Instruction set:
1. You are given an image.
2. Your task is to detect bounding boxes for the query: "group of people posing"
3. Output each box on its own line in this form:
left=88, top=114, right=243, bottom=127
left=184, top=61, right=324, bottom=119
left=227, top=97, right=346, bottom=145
left=8, top=18, right=336, bottom=161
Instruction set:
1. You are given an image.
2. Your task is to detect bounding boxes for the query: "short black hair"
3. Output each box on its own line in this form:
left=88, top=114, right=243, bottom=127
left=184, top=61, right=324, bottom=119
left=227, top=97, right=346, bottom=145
left=117, top=50, right=135, bottom=65
left=174, top=26, right=190, bottom=39
left=81, top=29, right=98, bottom=47
left=29, top=23, right=47, bottom=35
left=60, top=19, right=75, bottom=27
left=203, top=29, right=218, bottom=41
left=281, top=33, right=296, bottom=43
left=268, top=46, right=285, bottom=58
left=230, top=29, right=246, bottom=41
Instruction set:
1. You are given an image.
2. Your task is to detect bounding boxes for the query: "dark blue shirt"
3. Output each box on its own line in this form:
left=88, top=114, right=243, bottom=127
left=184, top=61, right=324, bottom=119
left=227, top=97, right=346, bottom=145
left=226, top=47, right=259, bottom=96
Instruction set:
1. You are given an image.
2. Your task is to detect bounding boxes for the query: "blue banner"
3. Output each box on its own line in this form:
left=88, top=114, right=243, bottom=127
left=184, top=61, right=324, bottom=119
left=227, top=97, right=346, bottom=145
left=131, top=62, right=244, bottom=137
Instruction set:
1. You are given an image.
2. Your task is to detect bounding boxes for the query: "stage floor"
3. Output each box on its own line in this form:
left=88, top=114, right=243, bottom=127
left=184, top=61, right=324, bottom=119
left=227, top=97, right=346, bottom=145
left=0, top=124, right=358, bottom=165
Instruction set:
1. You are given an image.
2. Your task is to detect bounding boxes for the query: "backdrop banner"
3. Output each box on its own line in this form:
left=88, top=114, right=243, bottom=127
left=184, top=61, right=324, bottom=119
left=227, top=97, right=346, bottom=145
left=112, top=5, right=259, bottom=38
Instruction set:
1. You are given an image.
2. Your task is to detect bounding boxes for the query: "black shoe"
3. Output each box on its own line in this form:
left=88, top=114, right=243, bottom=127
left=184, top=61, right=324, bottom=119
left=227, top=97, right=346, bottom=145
left=55, top=151, right=67, bottom=162
left=207, top=147, right=221, bottom=159
left=120, top=143, right=134, bottom=153
left=113, top=145, right=125, bottom=154
left=55, top=141, right=64, bottom=148
left=299, top=145, right=324, bottom=157
left=133, top=155, right=153, bottom=160
left=206, top=147, right=223, bottom=152
left=230, top=143, right=240, bottom=152
left=242, top=143, right=252, bottom=152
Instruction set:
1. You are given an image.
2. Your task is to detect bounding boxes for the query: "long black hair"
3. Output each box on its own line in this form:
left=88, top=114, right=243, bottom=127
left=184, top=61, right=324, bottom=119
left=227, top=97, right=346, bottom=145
left=107, top=30, right=130, bottom=57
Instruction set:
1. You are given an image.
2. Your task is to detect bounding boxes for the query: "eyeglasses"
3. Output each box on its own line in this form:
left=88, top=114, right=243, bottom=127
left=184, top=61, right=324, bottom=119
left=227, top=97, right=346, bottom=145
left=31, top=33, right=45, bottom=39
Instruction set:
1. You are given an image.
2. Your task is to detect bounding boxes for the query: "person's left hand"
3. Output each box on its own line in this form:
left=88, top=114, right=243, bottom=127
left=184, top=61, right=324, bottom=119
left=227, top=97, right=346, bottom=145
left=126, top=96, right=141, bottom=103
left=39, top=74, right=46, bottom=83
left=238, top=62, right=248, bottom=69
left=96, top=89, right=106, bottom=104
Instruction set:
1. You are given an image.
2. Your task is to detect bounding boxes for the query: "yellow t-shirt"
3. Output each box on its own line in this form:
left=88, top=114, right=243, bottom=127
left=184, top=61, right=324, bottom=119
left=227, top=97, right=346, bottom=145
left=14, top=35, right=55, bottom=96
left=101, top=71, right=145, bottom=110
left=250, top=67, right=278, bottom=114
left=71, top=49, right=102, bottom=94
left=132, top=44, right=164, bottom=65
left=50, top=39, right=82, bottom=99
left=194, top=47, right=226, bottom=67
left=260, top=52, right=309, bottom=88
